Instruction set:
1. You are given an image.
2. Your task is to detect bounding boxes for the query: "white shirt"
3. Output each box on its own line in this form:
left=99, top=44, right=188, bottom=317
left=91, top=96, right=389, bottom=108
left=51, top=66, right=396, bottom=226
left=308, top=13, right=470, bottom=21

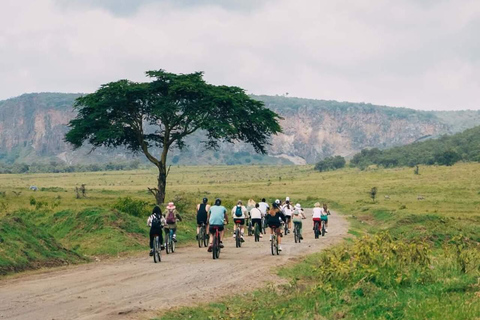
left=312, top=207, right=322, bottom=219
left=258, top=202, right=269, bottom=215
left=231, top=205, right=248, bottom=219
left=282, top=204, right=294, bottom=216
left=250, top=207, right=262, bottom=219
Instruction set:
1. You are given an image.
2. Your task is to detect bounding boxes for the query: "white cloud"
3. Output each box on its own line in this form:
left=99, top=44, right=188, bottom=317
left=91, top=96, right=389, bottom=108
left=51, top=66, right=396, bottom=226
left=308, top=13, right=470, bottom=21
left=0, top=0, right=479, bottom=110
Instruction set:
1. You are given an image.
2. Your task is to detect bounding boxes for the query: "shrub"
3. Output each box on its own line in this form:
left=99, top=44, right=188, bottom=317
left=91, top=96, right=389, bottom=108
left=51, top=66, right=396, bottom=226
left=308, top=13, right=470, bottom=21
left=113, top=197, right=150, bottom=217
left=314, top=155, right=346, bottom=172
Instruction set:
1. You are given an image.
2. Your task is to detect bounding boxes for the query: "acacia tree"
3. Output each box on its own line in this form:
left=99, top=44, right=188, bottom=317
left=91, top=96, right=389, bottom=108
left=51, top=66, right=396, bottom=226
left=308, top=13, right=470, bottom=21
left=65, top=70, right=282, bottom=204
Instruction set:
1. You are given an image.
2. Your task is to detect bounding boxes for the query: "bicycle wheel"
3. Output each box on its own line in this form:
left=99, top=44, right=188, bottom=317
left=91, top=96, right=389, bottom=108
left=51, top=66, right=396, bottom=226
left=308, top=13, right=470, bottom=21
left=198, top=227, right=203, bottom=248
left=171, top=238, right=176, bottom=253
left=215, top=235, right=221, bottom=259
left=298, top=226, right=302, bottom=243
left=235, top=227, right=241, bottom=248
left=275, top=233, right=279, bottom=255
left=153, top=236, right=161, bottom=263
left=314, top=222, right=319, bottom=239
left=271, top=234, right=275, bottom=255
left=254, top=224, right=260, bottom=242
left=204, top=228, right=209, bottom=247
left=321, top=221, right=325, bottom=237
left=212, top=235, right=217, bottom=260
left=294, top=226, right=298, bottom=243
left=262, top=219, right=266, bottom=234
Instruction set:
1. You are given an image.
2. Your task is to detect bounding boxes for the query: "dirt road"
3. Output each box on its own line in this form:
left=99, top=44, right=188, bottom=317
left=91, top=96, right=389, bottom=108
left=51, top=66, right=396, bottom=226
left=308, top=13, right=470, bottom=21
left=0, top=210, right=348, bottom=320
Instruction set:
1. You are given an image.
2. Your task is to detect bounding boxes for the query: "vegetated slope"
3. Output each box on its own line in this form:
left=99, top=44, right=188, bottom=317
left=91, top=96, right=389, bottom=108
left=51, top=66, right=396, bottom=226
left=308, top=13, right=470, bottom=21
left=350, top=125, right=480, bottom=169
left=0, top=207, right=149, bottom=275
left=1, top=93, right=480, bottom=166
left=0, top=214, right=84, bottom=275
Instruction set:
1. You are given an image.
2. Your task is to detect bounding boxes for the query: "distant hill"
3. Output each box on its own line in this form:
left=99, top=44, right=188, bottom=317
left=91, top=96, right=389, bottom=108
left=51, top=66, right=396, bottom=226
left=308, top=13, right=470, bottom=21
left=350, top=125, right=480, bottom=169
left=0, top=93, right=479, bottom=166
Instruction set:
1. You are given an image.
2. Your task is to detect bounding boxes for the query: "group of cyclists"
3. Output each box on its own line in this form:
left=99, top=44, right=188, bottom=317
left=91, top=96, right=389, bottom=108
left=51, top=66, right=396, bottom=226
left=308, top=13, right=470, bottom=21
left=147, top=197, right=331, bottom=256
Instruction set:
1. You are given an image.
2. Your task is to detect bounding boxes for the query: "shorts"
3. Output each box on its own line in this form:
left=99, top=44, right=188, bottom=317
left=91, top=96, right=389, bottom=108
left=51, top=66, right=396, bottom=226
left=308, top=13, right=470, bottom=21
left=312, top=218, right=321, bottom=223
left=321, top=215, right=328, bottom=221
left=234, top=219, right=245, bottom=226
left=197, top=219, right=208, bottom=226
left=209, top=225, right=224, bottom=234
left=285, top=215, right=292, bottom=223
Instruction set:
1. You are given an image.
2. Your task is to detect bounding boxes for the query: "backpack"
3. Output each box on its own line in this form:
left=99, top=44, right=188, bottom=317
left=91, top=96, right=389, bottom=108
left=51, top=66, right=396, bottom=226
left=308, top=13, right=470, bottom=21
left=166, top=209, right=176, bottom=224
left=235, top=206, right=243, bottom=217
left=151, top=214, right=162, bottom=228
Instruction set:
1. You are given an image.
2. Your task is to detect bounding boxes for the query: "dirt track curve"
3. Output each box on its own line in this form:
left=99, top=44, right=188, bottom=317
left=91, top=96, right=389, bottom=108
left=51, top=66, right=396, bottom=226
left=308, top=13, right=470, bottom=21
left=0, top=210, right=348, bottom=320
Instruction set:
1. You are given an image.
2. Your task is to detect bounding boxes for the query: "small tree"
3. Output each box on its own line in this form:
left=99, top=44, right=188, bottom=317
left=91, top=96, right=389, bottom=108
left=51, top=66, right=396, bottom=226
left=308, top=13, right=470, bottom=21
left=414, top=165, right=420, bottom=175
left=66, top=70, right=282, bottom=204
left=370, top=187, right=378, bottom=202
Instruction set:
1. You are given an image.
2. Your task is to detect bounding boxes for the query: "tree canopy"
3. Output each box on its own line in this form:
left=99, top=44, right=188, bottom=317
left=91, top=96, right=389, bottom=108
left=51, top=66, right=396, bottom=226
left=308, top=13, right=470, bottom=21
left=65, top=70, right=282, bottom=203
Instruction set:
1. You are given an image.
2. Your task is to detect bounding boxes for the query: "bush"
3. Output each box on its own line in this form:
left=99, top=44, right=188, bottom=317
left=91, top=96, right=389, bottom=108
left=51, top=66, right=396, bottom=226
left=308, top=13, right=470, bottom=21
left=113, top=197, right=151, bottom=217
left=314, top=155, right=346, bottom=172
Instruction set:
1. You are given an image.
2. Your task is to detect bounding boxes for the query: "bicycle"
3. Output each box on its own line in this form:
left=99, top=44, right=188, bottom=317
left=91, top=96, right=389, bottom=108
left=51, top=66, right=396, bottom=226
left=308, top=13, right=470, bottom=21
left=293, top=223, right=301, bottom=243
left=314, top=220, right=320, bottom=239
left=152, top=233, right=162, bottom=263
left=247, top=218, right=253, bottom=236
left=284, top=216, right=290, bottom=236
left=270, top=226, right=280, bottom=255
left=211, top=226, right=221, bottom=259
left=198, top=223, right=209, bottom=248
left=254, top=221, right=260, bottom=242
left=261, top=216, right=267, bottom=234
left=234, top=220, right=242, bottom=248
left=321, top=219, right=326, bottom=237
left=165, top=228, right=176, bottom=254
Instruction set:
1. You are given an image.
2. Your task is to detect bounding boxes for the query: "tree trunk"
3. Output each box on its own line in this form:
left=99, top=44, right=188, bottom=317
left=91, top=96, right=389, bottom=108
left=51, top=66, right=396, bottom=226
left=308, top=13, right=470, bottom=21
left=156, top=164, right=167, bottom=205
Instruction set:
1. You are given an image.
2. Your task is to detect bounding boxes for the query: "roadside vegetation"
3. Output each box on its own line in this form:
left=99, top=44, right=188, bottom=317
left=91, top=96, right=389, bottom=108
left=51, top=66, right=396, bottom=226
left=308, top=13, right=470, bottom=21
left=1, top=163, right=480, bottom=318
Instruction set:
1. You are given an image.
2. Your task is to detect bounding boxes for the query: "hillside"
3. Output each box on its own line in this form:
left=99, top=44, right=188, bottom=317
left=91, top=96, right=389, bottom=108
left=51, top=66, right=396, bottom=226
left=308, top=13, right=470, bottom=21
left=350, top=125, right=480, bottom=168
left=1, top=93, right=479, bottom=166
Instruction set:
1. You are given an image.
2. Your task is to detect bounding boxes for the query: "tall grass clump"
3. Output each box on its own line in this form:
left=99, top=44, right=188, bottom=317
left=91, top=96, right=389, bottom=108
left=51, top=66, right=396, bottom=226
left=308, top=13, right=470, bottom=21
left=112, top=197, right=151, bottom=217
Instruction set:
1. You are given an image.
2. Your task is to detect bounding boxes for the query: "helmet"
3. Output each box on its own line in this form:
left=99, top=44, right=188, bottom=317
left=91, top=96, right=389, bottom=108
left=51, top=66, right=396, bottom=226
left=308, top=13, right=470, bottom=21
left=203, top=197, right=208, bottom=204
left=275, top=199, right=280, bottom=205
left=215, top=198, right=222, bottom=206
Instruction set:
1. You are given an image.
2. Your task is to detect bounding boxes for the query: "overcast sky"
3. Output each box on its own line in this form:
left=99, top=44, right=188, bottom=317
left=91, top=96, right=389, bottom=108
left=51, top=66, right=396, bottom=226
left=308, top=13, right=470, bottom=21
left=1, top=0, right=479, bottom=110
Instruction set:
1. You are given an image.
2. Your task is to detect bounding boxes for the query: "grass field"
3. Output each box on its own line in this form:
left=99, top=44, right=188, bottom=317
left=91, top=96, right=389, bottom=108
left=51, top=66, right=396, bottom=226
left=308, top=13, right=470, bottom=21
left=1, top=163, right=480, bottom=318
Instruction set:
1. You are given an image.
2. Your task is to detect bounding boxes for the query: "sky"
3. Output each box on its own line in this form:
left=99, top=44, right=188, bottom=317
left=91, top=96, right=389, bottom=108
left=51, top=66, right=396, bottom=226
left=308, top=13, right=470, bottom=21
left=1, top=0, right=479, bottom=110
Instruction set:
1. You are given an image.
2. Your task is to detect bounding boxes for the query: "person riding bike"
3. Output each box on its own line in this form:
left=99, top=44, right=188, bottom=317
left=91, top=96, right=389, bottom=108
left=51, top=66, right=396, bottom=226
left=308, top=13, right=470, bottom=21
left=164, top=202, right=182, bottom=244
left=281, top=199, right=294, bottom=234
left=147, top=206, right=165, bottom=256
left=232, top=200, right=248, bottom=242
left=267, top=202, right=286, bottom=251
left=249, top=203, right=263, bottom=238
left=322, top=203, right=331, bottom=232
left=258, top=198, right=270, bottom=217
left=312, top=202, right=322, bottom=233
left=292, top=203, right=306, bottom=240
left=207, top=198, right=229, bottom=252
left=246, top=198, right=256, bottom=233
left=196, top=197, right=210, bottom=240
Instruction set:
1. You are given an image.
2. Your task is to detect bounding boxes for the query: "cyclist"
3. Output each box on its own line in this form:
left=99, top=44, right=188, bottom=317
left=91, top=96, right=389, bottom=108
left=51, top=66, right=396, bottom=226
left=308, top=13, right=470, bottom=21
left=322, top=203, right=331, bottom=232
left=164, top=202, right=182, bottom=244
left=292, top=203, right=306, bottom=240
left=258, top=198, right=270, bottom=216
left=281, top=199, right=294, bottom=234
left=312, top=202, right=322, bottom=234
left=267, top=202, right=285, bottom=251
left=231, top=200, right=248, bottom=242
left=246, top=199, right=256, bottom=234
left=207, top=198, right=229, bottom=252
left=249, top=203, right=263, bottom=238
left=196, top=197, right=210, bottom=240
left=147, top=206, right=165, bottom=256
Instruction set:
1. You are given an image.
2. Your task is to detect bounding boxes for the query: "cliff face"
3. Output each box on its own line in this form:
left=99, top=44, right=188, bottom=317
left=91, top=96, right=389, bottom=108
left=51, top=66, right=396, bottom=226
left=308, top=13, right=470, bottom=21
left=0, top=93, right=478, bottom=165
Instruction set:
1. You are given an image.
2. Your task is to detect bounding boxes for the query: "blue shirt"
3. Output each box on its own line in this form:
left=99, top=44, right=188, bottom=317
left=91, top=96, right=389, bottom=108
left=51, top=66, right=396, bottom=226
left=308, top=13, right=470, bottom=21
left=209, top=205, right=227, bottom=225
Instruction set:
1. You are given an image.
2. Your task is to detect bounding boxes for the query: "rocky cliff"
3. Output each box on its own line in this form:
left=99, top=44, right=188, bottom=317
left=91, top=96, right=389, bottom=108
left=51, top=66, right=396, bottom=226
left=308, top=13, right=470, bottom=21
left=1, top=93, right=479, bottom=165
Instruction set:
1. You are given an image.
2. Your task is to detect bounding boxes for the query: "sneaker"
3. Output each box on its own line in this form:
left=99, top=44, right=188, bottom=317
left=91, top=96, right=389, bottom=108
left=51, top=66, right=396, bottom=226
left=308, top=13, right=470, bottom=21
left=232, top=234, right=236, bottom=238
left=300, top=236, right=303, bottom=240
left=240, top=236, right=245, bottom=243
left=259, top=234, right=263, bottom=238
left=149, top=249, right=153, bottom=256
left=161, top=245, right=165, bottom=250
left=207, top=245, right=213, bottom=252
left=325, top=229, right=328, bottom=233
left=173, top=236, right=178, bottom=242
left=278, top=246, right=283, bottom=251
left=220, top=242, right=225, bottom=248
